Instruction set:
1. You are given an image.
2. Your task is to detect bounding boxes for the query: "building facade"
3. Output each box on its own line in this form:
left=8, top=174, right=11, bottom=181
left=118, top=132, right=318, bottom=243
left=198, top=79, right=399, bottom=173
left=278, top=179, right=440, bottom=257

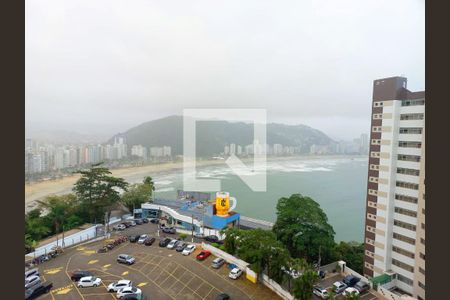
left=363, top=76, right=425, bottom=298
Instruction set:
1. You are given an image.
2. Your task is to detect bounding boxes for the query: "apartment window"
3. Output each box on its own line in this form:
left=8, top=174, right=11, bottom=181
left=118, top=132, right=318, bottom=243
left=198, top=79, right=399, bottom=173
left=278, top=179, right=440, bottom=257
left=372, top=126, right=382, bottom=132
left=373, top=101, right=384, bottom=107
left=400, top=113, right=424, bottom=120
left=397, top=167, right=420, bottom=176
left=420, top=238, right=425, bottom=245
left=418, top=282, right=425, bottom=290
left=419, top=267, right=425, bottom=275
left=373, top=114, right=383, bottom=119
left=371, top=139, right=381, bottom=145
left=370, top=151, right=380, bottom=158
left=395, top=207, right=417, bottom=218
left=399, top=127, right=423, bottom=134
left=368, top=189, right=378, bottom=196
left=366, top=238, right=375, bottom=245
left=422, top=208, right=425, bottom=215
left=366, top=225, right=376, bottom=233
left=394, top=220, right=416, bottom=231
left=392, top=258, right=414, bottom=273
left=398, top=141, right=422, bottom=148
left=401, top=99, right=425, bottom=106
left=393, top=232, right=416, bottom=245
left=395, top=194, right=418, bottom=204
left=420, top=252, right=425, bottom=260
left=397, top=154, right=421, bottom=162
left=369, top=164, right=380, bottom=171
left=397, top=274, right=413, bottom=286
left=421, top=223, right=425, bottom=230
left=365, top=250, right=374, bottom=257
left=367, top=213, right=377, bottom=221
left=396, top=181, right=419, bottom=190
left=392, top=246, right=415, bottom=259
left=369, top=176, right=379, bottom=183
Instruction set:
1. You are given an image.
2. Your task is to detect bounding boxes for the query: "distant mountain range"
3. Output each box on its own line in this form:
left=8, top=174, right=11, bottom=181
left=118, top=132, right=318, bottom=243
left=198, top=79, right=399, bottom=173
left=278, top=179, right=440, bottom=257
left=108, top=115, right=334, bottom=157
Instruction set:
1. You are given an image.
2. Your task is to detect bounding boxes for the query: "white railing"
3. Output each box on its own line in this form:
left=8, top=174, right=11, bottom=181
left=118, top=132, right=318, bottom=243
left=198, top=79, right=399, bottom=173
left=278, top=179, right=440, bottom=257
left=26, top=225, right=99, bottom=259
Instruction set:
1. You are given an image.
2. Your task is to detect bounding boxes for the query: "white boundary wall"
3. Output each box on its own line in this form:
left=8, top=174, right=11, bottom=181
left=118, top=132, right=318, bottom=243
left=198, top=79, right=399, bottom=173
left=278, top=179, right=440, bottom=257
left=201, top=242, right=249, bottom=270
left=261, top=274, right=294, bottom=300
left=26, top=225, right=99, bottom=258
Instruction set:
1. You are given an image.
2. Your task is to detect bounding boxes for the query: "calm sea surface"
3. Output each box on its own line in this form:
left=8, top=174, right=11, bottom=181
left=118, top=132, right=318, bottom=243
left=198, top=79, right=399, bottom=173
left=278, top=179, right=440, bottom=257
left=127, top=156, right=368, bottom=242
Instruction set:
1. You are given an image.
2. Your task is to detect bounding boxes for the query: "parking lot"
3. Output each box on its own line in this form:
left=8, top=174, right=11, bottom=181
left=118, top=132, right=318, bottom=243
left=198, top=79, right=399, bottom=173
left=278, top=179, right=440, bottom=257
left=312, top=273, right=379, bottom=300
left=31, top=221, right=280, bottom=300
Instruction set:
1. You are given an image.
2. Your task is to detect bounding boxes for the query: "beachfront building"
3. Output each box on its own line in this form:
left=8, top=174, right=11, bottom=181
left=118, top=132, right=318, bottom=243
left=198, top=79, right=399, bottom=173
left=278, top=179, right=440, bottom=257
left=138, top=191, right=240, bottom=237
left=363, top=76, right=425, bottom=299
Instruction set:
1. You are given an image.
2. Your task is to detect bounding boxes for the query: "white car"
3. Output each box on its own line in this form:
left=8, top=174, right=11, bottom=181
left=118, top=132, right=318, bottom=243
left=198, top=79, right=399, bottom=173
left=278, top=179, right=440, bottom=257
left=313, top=286, right=329, bottom=299
left=182, top=244, right=196, bottom=255
left=138, top=234, right=148, bottom=244
left=77, top=276, right=102, bottom=288
left=117, top=286, right=142, bottom=299
left=25, top=275, right=41, bottom=289
left=333, top=281, right=348, bottom=294
left=107, top=280, right=132, bottom=292
left=343, top=287, right=360, bottom=297
left=166, top=239, right=179, bottom=249
left=115, top=224, right=126, bottom=231
left=229, top=268, right=243, bottom=279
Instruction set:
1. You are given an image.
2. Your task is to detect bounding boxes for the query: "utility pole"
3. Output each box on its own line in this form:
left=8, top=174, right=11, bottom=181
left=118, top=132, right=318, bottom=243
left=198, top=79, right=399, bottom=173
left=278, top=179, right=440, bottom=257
left=191, top=214, right=194, bottom=243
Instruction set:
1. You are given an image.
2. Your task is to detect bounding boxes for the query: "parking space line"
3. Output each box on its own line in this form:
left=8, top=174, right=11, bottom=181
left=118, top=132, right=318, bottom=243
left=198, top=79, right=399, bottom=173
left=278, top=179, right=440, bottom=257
left=65, top=254, right=86, bottom=300
left=203, top=286, right=214, bottom=300
left=125, top=265, right=176, bottom=300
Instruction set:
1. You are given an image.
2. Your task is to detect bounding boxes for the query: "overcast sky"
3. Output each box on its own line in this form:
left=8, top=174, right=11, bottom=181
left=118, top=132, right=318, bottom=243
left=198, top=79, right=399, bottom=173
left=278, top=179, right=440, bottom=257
left=25, top=0, right=424, bottom=140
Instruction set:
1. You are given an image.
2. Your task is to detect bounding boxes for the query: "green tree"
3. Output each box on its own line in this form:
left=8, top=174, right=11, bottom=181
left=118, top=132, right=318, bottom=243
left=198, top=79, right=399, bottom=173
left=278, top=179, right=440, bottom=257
left=121, top=176, right=154, bottom=212
left=37, top=194, right=79, bottom=246
left=220, top=227, right=241, bottom=255
left=25, top=208, right=51, bottom=241
left=179, top=233, right=188, bottom=241
left=332, top=241, right=364, bottom=274
left=291, top=261, right=319, bottom=300
left=272, top=194, right=335, bottom=263
left=73, top=163, right=128, bottom=224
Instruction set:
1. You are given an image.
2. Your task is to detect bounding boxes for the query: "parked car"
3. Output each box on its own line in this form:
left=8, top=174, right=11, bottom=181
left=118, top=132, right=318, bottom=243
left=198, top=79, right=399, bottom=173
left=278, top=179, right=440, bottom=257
left=25, top=281, right=53, bottom=300
left=117, top=286, right=142, bottom=299
left=194, top=232, right=205, bottom=239
left=134, top=219, right=143, bottom=225
left=117, top=254, right=136, bottom=265
left=142, top=218, right=149, bottom=223
left=204, top=235, right=220, bottom=243
left=182, top=244, right=196, bottom=255
left=167, top=239, right=180, bottom=249
left=149, top=218, right=159, bottom=224
left=196, top=250, right=212, bottom=261
left=159, top=237, right=172, bottom=247
left=138, top=234, right=148, bottom=244
left=129, top=235, right=140, bottom=243
left=343, top=287, right=360, bottom=297
left=115, top=224, right=126, bottom=231
left=122, top=222, right=131, bottom=228
left=228, top=268, right=243, bottom=279
left=130, top=220, right=137, bottom=226
left=107, top=280, right=132, bottom=292
left=121, top=294, right=148, bottom=300
left=313, top=286, right=329, bottom=299
left=70, top=270, right=93, bottom=282
left=354, top=281, right=370, bottom=294
left=175, top=242, right=187, bottom=252
left=162, top=227, right=176, bottom=234
left=144, top=237, right=156, bottom=246
left=333, top=281, right=348, bottom=294
left=212, top=258, right=226, bottom=269
left=77, top=276, right=102, bottom=288
left=215, top=293, right=230, bottom=300
left=25, top=275, right=41, bottom=289
left=25, top=268, right=39, bottom=279
left=343, top=275, right=360, bottom=287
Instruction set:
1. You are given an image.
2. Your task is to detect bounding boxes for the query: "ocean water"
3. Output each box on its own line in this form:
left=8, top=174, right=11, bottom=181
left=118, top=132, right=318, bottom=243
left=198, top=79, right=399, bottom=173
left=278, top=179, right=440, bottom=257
left=135, top=156, right=368, bottom=242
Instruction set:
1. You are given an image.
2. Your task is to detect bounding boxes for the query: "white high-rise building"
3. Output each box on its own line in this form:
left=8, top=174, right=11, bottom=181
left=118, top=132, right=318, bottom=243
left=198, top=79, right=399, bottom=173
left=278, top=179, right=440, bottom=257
left=363, top=76, right=425, bottom=299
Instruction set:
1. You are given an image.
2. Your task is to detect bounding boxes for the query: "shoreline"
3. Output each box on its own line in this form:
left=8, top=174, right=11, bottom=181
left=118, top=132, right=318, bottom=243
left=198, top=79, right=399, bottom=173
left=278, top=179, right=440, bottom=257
left=25, top=154, right=367, bottom=211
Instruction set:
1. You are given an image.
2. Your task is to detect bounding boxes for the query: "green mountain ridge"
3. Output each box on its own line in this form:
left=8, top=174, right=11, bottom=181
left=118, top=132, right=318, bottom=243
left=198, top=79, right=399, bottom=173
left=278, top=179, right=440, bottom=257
left=108, top=115, right=334, bottom=157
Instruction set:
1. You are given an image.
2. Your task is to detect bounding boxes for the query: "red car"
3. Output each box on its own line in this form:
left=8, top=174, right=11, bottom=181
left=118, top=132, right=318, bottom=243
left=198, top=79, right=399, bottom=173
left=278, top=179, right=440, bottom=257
left=196, top=250, right=211, bottom=261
